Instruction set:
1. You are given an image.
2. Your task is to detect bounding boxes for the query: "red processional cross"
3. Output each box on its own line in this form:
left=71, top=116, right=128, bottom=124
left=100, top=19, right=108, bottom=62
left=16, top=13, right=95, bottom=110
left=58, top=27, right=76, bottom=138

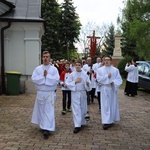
left=87, top=30, right=100, bottom=58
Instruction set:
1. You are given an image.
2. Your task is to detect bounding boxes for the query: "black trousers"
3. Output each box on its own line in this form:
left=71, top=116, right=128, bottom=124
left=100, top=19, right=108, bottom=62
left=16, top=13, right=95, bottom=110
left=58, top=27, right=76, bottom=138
left=90, top=88, right=96, bottom=101
left=124, top=80, right=128, bottom=94
left=125, top=81, right=137, bottom=96
left=62, top=90, right=71, bottom=110
left=87, top=88, right=96, bottom=104
left=97, top=92, right=101, bottom=109
left=87, top=91, right=90, bottom=105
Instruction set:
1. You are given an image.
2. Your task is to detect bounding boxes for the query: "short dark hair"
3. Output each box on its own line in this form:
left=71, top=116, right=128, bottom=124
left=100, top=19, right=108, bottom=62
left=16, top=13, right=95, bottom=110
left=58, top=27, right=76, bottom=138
left=104, top=55, right=112, bottom=60
left=75, top=59, right=82, bottom=65
left=71, top=59, right=76, bottom=63
left=42, top=51, right=50, bottom=56
left=65, top=62, right=70, bottom=66
left=132, top=58, right=137, bottom=63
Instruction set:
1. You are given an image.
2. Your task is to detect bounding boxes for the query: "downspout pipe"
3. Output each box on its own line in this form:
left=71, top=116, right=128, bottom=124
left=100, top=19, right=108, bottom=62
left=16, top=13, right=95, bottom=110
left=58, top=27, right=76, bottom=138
left=1, top=21, right=11, bottom=94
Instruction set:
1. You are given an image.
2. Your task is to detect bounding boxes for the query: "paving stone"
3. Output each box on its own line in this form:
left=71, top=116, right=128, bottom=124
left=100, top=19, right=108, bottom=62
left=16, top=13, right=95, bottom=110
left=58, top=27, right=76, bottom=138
left=0, top=88, right=149, bottom=150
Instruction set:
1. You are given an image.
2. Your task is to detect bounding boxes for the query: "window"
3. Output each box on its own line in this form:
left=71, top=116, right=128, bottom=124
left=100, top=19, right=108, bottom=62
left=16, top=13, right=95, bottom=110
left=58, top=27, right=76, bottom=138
left=143, top=64, right=150, bottom=77
left=137, top=63, right=144, bottom=75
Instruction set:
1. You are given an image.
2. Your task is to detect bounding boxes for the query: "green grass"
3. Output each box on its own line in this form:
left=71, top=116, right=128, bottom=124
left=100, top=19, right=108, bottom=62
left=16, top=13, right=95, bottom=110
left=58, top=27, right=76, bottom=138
left=120, top=77, right=126, bottom=90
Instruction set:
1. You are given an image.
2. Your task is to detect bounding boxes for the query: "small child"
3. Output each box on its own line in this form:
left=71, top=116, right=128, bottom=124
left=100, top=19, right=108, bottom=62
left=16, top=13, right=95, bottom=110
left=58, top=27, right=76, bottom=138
left=60, top=62, right=72, bottom=115
left=65, top=60, right=91, bottom=133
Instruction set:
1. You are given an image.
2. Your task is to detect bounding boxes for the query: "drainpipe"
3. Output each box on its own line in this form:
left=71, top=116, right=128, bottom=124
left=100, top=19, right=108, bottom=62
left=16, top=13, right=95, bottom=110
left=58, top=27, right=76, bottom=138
left=1, top=22, right=11, bottom=94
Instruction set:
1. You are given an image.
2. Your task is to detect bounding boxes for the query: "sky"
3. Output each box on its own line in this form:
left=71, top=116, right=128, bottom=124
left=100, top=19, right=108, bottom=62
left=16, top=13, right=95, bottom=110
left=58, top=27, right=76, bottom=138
left=58, top=0, right=125, bottom=53
left=58, top=0, right=125, bottom=27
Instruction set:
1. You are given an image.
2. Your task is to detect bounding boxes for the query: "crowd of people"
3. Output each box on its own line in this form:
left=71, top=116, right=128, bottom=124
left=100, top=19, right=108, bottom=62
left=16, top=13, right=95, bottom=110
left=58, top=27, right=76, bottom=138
left=31, top=50, right=138, bottom=139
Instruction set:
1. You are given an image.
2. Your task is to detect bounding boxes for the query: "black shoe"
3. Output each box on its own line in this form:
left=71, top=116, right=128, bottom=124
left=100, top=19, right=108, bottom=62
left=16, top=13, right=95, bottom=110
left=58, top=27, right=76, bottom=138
left=103, top=124, right=113, bottom=130
left=103, top=124, right=109, bottom=130
left=73, top=127, right=81, bottom=133
left=43, top=130, right=49, bottom=139
left=91, top=99, right=94, bottom=103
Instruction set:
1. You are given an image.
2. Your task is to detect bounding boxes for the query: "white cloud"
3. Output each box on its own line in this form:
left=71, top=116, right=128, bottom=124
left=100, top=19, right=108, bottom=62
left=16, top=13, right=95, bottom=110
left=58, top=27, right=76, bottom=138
left=58, top=0, right=124, bottom=26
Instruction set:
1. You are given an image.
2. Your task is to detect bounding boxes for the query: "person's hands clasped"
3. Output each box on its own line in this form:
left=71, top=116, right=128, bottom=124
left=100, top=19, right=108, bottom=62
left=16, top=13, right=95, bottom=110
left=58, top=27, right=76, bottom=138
left=64, top=84, right=67, bottom=88
left=86, top=81, right=89, bottom=86
left=44, top=70, right=47, bottom=77
left=108, top=73, right=111, bottom=78
left=75, top=78, right=82, bottom=84
left=89, top=69, right=94, bottom=74
left=110, top=82, right=114, bottom=86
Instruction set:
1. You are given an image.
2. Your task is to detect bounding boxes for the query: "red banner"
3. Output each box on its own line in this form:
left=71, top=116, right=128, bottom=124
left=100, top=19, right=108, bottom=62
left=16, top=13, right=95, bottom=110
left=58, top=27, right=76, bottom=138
left=90, top=37, right=96, bottom=58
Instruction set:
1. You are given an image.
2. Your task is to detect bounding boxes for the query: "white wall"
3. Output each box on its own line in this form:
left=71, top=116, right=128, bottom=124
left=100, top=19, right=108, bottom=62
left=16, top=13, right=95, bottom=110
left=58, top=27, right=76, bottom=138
left=23, top=26, right=41, bottom=75
left=4, top=22, right=44, bottom=75
left=5, top=30, right=25, bottom=73
left=0, top=22, right=44, bottom=93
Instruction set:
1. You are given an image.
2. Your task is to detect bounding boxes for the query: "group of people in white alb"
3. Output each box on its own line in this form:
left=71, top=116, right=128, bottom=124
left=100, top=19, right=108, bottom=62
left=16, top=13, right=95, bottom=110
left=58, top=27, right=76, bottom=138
left=31, top=51, right=123, bottom=139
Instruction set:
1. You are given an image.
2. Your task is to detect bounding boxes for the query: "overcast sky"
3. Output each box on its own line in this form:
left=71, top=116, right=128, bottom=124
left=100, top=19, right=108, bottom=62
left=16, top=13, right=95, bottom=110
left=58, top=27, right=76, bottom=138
left=58, top=0, right=125, bottom=27
left=58, top=0, right=125, bottom=53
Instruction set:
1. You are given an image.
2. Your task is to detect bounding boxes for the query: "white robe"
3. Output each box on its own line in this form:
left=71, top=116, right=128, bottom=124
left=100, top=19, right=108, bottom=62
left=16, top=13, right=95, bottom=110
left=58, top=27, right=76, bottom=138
left=96, top=66, right=122, bottom=124
left=93, top=62, right=102, bottom=95
left=65, top=70, right=91, bottom=127
left=82, top=64, right=96, bottom=88
left=125, top=65, right=138, bottom=83
left=70, top=64, right=76, bottom=71
left=31, top=64, right=59, bottom=131
left=92, top=63, right=101, bottom=72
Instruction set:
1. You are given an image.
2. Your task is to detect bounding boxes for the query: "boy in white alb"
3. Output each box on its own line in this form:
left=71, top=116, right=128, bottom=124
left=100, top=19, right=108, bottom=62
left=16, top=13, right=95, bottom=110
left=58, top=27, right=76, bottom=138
left=82, top=57, right=96, bottom=104
left=31, top=51, right=59, bottom=139
left=96, top=56, right=122, bottom=130
left=66, top=60, right=91, bottom=133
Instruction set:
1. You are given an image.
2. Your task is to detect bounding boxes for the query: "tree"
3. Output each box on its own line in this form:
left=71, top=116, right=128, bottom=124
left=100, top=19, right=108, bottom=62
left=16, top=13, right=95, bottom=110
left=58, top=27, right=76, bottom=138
left=41, top=0, right=62, bottom=59
left=120, top=0, right=150, bottom=60
left=79, top=21, right=109, bottom=59
left=127, top=0, right=150, bottom=60
left=59, top=0, right=81, bottom=60
left=120, top=0, right=138, bottom=59
left=103, top=23, right=115, bottom=56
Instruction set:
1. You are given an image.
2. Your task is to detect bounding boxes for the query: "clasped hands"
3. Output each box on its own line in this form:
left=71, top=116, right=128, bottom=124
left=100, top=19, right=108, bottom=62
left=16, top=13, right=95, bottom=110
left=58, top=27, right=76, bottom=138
left=44, top=70, right=47, bottom=77
left=62, top=84, right=67, bottom=88
left=75, top=78, right=89, bottom=86
left=107, top=73, right=114, bottom=86
left=110, top=82, right=114, bottom=86
left=89, top=69, right=94, bottom=74
left=108, top=73, right=111, bottom=78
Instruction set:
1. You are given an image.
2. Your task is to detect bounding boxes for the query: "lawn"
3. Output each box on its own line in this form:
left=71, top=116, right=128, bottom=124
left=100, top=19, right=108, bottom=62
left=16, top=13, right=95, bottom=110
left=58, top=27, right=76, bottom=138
left=120, top=77, right=126, bottom=90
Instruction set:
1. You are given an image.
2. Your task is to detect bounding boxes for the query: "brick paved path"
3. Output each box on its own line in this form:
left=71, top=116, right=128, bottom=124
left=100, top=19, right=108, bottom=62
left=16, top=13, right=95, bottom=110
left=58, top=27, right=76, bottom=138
left=0, top=88, right=150, bottom=150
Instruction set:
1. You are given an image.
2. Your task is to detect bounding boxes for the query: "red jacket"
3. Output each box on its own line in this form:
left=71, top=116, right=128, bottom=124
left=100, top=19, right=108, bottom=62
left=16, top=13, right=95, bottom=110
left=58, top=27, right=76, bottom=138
left=59, top=64, right=65, bottom=75
left=60, top=69, right=72, bottom=82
